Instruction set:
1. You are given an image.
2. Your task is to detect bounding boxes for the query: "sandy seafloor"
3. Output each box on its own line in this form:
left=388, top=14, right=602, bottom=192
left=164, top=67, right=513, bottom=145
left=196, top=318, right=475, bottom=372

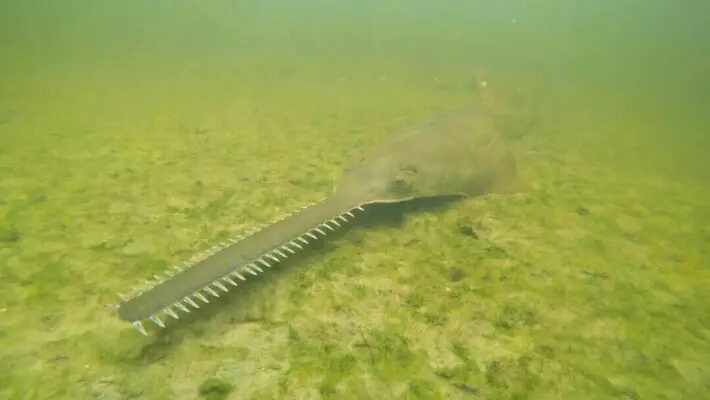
left=0, top=56, right=708, bottom=399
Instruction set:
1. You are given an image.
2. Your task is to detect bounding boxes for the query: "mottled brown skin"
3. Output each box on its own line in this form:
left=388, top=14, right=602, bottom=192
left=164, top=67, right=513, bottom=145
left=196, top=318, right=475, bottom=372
left=333, top=106, right=526, bottom=206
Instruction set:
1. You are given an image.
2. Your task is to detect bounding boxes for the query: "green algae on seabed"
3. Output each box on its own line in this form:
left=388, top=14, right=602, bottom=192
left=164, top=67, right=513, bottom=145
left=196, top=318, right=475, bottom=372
left=1, top=64, right=709, bottom=400
left=198, top=377, right=234, bottom=400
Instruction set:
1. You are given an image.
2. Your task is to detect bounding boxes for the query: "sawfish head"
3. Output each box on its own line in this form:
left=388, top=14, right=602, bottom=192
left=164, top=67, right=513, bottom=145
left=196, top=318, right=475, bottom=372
left=332, top=108, right=528, bottom=207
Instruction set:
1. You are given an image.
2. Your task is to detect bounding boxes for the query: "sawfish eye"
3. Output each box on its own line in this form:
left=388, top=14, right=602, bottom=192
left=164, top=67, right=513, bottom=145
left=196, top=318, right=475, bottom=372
left=394, top=178, right=408, bottom=188
left=402, top=165, right=418, bottom=175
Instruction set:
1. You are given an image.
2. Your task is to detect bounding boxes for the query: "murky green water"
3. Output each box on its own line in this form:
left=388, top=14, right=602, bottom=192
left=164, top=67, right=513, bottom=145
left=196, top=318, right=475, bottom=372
left=1, top=1, right=708, bottom=399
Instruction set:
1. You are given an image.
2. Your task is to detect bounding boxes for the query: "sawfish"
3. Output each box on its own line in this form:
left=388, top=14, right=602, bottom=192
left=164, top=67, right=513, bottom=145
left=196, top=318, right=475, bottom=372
left=112, top=106, right=527, bottom=335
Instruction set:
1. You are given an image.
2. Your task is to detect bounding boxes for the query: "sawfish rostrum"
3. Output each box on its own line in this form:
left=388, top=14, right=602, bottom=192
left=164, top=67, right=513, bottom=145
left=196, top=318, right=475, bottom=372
left=112, top=107, right=526, bottom=335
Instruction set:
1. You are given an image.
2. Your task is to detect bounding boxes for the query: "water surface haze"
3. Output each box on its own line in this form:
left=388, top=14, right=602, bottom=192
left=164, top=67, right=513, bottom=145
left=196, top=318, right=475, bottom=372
left=0, top=1, right=708, bottom=398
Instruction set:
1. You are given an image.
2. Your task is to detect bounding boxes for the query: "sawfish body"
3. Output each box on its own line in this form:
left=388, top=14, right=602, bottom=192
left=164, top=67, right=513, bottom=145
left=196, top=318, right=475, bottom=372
left=114, top=106, right=526, bottom=335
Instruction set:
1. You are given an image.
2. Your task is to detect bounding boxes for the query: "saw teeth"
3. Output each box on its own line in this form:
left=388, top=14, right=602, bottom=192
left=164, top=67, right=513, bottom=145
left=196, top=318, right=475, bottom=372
left=117, top=203, right=366, bottom=335
left=133, top=321, right=148, bottom=335
left=164, top=307, right=179, bottom=319
left=150, top=315, right=166, bottom=328
left=184, top=297, right=200, bottom=308
left=214, top=282, right=229, bottom=292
